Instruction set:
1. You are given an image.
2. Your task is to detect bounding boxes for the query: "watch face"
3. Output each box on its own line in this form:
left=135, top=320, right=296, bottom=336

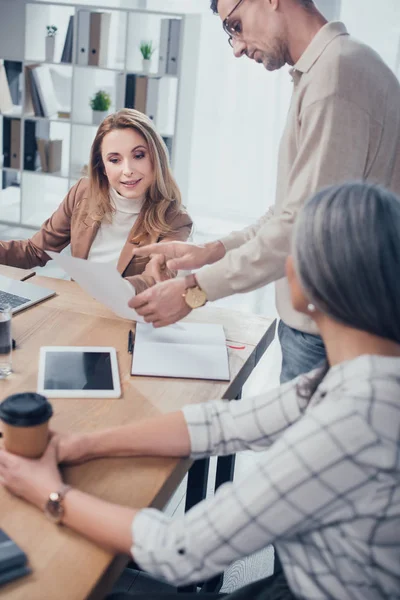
left=46, top=493, right=64, bottom=522
left=186, top=287, right=207, bottom=309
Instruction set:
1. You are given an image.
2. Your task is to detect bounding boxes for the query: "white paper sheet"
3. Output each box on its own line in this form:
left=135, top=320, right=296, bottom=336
left=47, top=251, right=143, bottom=322
left=131, top=322, right=230, bottom=380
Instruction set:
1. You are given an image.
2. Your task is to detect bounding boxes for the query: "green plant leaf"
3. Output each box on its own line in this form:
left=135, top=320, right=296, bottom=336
left=90, top=90, right=111, bottom=111
left=140, top=40, right=155, bottom=59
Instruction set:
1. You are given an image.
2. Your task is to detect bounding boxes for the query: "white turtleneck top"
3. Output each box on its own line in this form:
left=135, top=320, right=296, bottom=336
left=87, top=186, right=145, bottom=267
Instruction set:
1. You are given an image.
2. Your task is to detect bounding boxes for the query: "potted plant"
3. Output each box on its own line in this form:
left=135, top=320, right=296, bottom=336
left=140, top=41, right=155, bottom=74
left=45, top=25, right=58, bottom=62
left=90, top=90, right=111, bottom=125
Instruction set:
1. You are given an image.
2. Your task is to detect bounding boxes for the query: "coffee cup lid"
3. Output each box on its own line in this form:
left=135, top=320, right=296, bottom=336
left=0, top=393, right=53, bottom=427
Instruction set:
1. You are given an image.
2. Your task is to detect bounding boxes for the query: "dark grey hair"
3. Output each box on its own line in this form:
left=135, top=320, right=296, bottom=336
left=294, top=182, right=400, bottom=396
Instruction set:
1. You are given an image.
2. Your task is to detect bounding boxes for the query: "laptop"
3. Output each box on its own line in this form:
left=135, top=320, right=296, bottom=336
left=0, top=274, right=55, bottom=314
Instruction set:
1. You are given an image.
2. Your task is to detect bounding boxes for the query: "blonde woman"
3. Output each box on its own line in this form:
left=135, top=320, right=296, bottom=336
left=0, top=109, right=192, bottom=291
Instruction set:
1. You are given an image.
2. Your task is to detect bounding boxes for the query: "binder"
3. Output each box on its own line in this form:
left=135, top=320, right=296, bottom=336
left=156, top=76, right=178, bottom=137
left=98, top=13, right=111, bottom=68
left=167, top=19, right=181, bottom=76
left=89, top=12, right=110, bottom=67
left=47, top=139, right=62, bottom=173
left=145, top=77, right=160, bottom=124
left=2, top=116, right=11, bottom=167
left=61, top=15, right=74, bottom=64
left=10, top=118, right=21, bottom=169
left=115, top=72, right=126, bottom=111
left=37, top=138, right=48, bottom=172
left=76, top=10, right=91, bottom=66
left=88, top=12, right=102, bottom=66
left=158, top=19, right=170, bottom=76
left=0, top=61, right=13, bottom=113
left=162, top=136, right=173, bottom=159
left=23, top=120, right=38, bottom=171
left=124, top=74, right=136, bottom=109
left=134, top=76, right=148, bottom=114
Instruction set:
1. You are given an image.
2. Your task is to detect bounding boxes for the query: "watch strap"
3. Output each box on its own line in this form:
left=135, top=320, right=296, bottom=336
left=45, top=484, right=72, bottom=525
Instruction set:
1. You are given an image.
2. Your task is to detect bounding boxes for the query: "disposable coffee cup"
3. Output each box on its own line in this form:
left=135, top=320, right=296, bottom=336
left=0, top=393, right=53, bottom=458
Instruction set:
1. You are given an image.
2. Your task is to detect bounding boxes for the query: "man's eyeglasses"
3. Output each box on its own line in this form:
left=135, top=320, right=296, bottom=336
left=222, top=0, right=246, bottom=47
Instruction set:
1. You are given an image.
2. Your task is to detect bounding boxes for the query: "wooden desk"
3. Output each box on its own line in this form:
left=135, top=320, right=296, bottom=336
left=0, top=273, right=276, bottom=600
left=0, top=266, right=35, bottom=281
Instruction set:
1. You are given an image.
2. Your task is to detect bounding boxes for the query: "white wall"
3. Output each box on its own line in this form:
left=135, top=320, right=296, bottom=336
left=340, top=0, right=400, bottom=72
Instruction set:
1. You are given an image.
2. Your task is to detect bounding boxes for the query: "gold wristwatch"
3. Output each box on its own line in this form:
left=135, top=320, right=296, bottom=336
left=44, top=484, right=72, bottom=525
left=182, top=274, right=207, bottom=309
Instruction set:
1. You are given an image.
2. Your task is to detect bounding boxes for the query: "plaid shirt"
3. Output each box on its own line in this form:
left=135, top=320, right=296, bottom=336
left=132, top=355, right=400, bottom=598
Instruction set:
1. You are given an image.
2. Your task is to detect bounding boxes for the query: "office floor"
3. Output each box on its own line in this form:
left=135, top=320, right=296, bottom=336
left=0, top=222, right=281, bottom=595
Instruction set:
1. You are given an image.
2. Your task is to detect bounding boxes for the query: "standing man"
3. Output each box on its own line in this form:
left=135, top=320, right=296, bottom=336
left=129, top=0, right=400, bottom=383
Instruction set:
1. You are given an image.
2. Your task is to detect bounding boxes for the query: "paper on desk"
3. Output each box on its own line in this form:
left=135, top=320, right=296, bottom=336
left=46, top=251, right=143, bottom=322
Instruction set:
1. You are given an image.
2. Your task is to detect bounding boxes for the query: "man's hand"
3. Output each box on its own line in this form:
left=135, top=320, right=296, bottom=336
left=129, top=278, right=191, bottom=327
left=0, top=438, right=63, bottom=509
left=133, top=240, right=226, bottom=271
left=143, top=254, right=175, bottom=283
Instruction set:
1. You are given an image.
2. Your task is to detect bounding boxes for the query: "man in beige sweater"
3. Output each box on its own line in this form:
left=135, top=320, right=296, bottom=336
left=130, top=0, right=400, bottom=383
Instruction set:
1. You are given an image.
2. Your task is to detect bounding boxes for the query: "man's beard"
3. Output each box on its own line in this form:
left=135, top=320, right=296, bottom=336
left=262, top=40, right=287, bottom=71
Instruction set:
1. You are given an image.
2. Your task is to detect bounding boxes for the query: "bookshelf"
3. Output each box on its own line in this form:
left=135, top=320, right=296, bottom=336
left=0, top=0, right=201, bottom=229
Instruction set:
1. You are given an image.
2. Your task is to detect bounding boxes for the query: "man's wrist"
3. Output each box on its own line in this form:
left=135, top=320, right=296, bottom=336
left=184, top=273, right=198, bottom=289
left=205, top=240, right=226, bottom=265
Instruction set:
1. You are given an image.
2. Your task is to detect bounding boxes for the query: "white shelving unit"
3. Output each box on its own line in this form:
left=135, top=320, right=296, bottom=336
left=0, top=0, right=201, bottom=228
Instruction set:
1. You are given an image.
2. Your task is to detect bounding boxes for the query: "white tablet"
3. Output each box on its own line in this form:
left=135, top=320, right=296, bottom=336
left=37, top=347, right=121, bottom=398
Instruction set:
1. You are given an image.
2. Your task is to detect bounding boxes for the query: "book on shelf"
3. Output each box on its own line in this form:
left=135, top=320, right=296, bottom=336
left=0, top=60, right=13, bottom=113
left=76, top=10, right=91, bottom=66
left=57, top=110, right=71, bottom=119
left=89, top=12, right=111, bottom=68
left=61, top=15, right=74, bottom=64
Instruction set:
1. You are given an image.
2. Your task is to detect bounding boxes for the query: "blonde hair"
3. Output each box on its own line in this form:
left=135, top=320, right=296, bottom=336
left=88, top=108, right=182, bottom=242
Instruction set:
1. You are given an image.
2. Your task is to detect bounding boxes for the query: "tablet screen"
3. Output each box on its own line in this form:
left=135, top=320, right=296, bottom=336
left=37, top=347, right=121, bottom=398
left=44, top=351, right=113, bottom=390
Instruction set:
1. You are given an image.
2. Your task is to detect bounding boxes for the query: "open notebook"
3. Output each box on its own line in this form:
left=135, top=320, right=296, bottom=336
left=131, top=322, right=230, bottom=381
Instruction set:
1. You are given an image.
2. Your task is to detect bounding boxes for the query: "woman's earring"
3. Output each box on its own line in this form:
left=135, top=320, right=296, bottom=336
left=307, top=303, right=316, bottom=313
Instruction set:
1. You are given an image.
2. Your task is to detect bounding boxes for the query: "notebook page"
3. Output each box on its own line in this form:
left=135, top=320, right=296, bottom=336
left=131, top=323, right=230, bottom=380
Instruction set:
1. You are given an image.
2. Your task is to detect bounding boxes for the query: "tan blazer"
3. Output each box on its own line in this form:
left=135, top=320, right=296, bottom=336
left=0, top=178, right=192, bottom=291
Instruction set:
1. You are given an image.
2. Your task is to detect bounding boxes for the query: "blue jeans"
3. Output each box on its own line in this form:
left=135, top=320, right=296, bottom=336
left=278, top=320, right=326, bottom=384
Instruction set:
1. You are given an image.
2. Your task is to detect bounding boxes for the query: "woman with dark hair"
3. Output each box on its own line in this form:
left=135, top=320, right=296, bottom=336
left=1, top=182, right=400, bottom=600
left=0, top=109, right=192, bottom=291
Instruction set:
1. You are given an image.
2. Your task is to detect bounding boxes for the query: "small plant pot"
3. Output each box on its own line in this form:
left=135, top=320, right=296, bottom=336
left=45, top=36, right=56, bottom=62
left=142, top=58, right=152, bottom=74
left=92, top=110, right=108, bottom=125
